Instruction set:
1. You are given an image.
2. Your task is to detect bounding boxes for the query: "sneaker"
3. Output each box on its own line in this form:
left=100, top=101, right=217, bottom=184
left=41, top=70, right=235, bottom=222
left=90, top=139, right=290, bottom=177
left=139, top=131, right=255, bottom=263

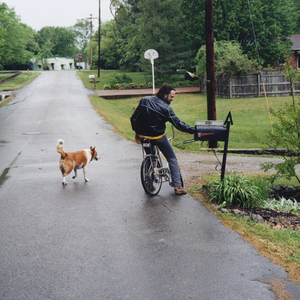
left=174, top=186, right=187, bottom=195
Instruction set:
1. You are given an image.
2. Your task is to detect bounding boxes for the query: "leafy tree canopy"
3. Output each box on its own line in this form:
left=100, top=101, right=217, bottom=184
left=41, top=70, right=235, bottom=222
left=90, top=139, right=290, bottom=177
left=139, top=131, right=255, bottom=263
left=36, top=26, right=77, bottom=57
left=195, top=40, right=258, bottom=78
left=0, top=3, right=35, bottom=68
left=182, top=0, right=297, bottom=68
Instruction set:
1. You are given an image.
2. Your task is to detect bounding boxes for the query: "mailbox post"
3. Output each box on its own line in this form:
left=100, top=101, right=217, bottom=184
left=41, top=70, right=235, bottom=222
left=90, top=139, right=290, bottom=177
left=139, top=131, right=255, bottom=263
left=184, top=112, right=233, bottom=179
left=89, top=75, right=99, bottom=89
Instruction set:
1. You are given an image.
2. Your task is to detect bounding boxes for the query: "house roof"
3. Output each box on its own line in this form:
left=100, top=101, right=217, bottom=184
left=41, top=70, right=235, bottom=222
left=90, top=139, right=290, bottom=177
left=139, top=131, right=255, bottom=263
left=290, top=34, right=300, bottom=50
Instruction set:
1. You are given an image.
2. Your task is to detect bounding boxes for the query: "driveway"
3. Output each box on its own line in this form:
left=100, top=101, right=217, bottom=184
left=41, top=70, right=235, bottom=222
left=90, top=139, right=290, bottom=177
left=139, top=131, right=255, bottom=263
left=0, top=71, right=299, bottom=300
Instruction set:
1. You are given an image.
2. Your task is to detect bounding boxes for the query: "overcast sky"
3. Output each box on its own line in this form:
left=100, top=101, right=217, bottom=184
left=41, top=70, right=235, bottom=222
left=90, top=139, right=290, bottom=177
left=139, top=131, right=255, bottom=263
left=4, top=0, right=113, bottom=31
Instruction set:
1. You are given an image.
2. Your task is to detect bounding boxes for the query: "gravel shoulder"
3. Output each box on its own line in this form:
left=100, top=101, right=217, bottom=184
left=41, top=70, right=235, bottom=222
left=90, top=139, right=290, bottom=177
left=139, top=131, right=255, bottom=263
left=176, top=150, right=300, bottom=185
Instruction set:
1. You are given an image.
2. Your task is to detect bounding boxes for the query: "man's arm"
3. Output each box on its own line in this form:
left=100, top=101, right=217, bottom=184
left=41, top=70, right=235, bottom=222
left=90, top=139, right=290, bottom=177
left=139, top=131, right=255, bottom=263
left=168, top=108, right=195, bottom=134
left=130, top=102, right=141, bottom=132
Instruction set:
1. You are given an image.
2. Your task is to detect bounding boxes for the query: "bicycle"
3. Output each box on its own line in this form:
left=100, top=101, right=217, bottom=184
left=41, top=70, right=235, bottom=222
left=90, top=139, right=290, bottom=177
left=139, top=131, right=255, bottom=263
left=140, top=126, right=184, bottom=196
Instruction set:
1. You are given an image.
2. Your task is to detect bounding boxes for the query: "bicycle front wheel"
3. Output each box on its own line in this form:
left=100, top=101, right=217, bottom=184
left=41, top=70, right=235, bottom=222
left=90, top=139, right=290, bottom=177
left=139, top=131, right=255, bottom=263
left=140, top=155, right=162, bottom=196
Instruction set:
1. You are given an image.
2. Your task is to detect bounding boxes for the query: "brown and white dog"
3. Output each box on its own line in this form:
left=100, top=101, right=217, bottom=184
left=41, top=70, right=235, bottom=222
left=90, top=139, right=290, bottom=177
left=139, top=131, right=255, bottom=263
left=56, top=139, right=99, bottom=186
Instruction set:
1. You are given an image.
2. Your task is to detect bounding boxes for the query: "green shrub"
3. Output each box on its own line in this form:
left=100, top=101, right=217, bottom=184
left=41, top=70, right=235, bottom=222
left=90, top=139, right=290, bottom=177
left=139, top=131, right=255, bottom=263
left=147, top=82, right=153, bottom=88
left=206, top=172, right=262, bottom=208
left=120, top=73, right=132, bottom=84
left=261, top=103, right=300, bottom=184
left=104, top=84, right=111, bottom=90
left=109, top=73, right=133, bottom=87
left=129, top=83, right=137, bottom=88
left=138, top=84, right=145, bottom=88
left=114, top=83, right=121, bottom=89
left=172, top=82, right=180, bottom=88
left=121, top=83, right=128, bottom=89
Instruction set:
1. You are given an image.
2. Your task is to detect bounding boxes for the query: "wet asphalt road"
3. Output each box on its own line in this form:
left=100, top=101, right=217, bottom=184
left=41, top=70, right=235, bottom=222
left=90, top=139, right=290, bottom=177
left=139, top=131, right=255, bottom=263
left=0, top=71, right=300, bottom=300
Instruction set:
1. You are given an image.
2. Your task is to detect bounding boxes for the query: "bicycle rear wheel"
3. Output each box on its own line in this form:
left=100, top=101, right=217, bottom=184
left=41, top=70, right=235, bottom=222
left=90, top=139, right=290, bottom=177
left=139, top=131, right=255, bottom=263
left=140, top=155, right=162, bottom=196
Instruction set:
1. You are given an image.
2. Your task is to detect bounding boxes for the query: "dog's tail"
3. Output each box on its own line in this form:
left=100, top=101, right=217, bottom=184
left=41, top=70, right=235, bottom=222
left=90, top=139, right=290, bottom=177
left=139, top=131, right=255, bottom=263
left=56, top=139, right=67, bottom=159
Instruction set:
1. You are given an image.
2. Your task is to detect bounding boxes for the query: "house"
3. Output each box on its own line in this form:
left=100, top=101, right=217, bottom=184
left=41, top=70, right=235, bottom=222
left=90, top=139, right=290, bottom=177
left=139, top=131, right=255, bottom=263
left=33, top=57, right=76, bottom=71
left=290, top=34, right=300, bottom=69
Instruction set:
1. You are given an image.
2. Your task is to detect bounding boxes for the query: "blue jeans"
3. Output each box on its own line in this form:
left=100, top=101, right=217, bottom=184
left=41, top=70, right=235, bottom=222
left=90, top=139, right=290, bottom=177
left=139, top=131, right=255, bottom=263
left=141, top=134, right=182, bottom=187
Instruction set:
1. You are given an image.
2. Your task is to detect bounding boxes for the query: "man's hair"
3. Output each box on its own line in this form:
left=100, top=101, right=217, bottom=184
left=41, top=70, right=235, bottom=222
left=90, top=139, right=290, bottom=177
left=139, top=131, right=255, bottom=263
left=156, top=84, right=175, bottom=100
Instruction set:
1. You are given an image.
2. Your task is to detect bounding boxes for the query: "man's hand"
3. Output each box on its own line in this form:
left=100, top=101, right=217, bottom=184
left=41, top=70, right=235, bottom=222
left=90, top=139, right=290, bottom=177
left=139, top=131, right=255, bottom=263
left=135, top=133, right=141, bottom=144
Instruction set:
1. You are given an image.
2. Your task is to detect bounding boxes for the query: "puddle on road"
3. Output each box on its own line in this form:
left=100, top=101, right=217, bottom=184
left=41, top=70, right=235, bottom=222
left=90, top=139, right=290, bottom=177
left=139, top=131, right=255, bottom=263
left=0, top=152, right=21, bottom=187
left=0, top=167, right=10, bottom=187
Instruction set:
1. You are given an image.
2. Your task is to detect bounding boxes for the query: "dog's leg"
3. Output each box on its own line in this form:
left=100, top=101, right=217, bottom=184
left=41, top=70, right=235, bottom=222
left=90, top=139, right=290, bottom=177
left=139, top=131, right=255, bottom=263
left=62, top=176, right=68, bottom=186
left=72, top=168, right=77, bottom=179
left=83, top=166, right=89, bottom=182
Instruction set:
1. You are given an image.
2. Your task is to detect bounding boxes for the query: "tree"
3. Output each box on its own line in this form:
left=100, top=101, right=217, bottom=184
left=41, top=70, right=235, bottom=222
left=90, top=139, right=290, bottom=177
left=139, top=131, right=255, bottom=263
left=181, top=0, right=297, bottom=68
left=295, top=0, right=300, bottom=34
left=111, top=0, right=190, bottom=82
left=0, top=3, right=35, bottom=69
left=195, top=40, right=257, bottom=78
left=52, top=27, right=77, bottom=57
left=110, top=0, right=143, bottom=71
left=36, top=26, right=77, bottom=58
left=73, top=19, right=90, bottom=66
left=181, top=0, right=206, bottom=69
left=138, top=0, right=190, bottom=81
left=96, top=20, right=121, bottom=70
left=38, top=39, right=54, bottom=70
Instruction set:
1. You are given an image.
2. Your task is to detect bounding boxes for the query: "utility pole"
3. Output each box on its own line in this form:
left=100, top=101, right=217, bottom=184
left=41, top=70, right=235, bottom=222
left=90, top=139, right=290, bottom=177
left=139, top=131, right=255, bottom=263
left=86, top=14, right=97, bottom=70
left=98, top=0, right=101, bottom=78
left=205, top=0, right=217, bottom=148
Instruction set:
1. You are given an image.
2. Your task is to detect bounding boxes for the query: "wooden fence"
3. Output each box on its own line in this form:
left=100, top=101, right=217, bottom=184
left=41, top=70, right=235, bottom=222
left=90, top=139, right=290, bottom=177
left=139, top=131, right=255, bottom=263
left=199, top=71, right=300, bottom=98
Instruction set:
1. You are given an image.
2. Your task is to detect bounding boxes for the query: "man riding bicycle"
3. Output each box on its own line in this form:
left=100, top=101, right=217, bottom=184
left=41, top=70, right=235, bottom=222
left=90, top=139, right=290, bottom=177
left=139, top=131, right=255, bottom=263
left=130, top=84, right=195, bottom=195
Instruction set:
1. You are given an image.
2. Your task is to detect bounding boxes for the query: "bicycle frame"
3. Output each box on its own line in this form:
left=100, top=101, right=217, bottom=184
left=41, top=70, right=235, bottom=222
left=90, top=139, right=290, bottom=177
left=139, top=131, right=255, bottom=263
left=141, top=139, right=171, bottom=184
left=139, top=126, right=183, bottom=195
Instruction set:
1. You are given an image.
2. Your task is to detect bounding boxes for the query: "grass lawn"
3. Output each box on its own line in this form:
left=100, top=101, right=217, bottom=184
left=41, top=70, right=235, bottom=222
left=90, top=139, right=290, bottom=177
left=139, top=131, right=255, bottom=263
left=0, top=71, right=40, bottom=91
left=0, top=73, right=13, bottom=81
left=90, top=92, right=294, bottom=150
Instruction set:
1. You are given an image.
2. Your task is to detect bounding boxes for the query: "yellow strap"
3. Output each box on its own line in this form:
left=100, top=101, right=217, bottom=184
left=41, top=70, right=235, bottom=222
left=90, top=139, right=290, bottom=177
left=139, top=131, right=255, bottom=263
left=138, top=134, right=164, bottom=140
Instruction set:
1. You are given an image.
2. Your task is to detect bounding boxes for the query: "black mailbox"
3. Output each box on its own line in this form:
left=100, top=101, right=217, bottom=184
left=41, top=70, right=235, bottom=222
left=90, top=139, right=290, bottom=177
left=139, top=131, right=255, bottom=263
left=194, top=122, right=228, bottom=142
left=184, top=112, right=233, bottom=179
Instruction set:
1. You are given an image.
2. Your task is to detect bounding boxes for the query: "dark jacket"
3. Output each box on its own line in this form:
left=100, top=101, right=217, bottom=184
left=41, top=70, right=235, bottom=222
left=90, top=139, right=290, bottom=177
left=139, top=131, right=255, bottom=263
left=130, top=96, right=195, bottom=137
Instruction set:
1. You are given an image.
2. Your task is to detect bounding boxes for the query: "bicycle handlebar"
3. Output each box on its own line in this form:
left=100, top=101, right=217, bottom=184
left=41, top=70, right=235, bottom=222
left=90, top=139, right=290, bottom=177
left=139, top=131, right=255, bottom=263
left=168, top=125, right=175, bottom=141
